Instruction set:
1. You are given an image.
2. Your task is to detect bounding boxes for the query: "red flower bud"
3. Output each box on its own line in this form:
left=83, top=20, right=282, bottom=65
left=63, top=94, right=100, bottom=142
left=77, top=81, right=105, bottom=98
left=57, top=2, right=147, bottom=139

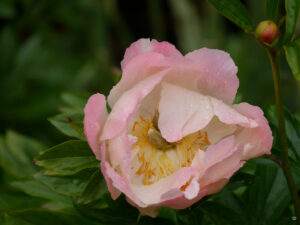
left=255, top=20, right=280, bottom=46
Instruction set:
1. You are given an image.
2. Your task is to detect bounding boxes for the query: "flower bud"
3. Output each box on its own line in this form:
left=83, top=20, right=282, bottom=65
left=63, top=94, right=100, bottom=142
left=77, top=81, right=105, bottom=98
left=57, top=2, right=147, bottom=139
left=255, top=20, right=280, bottom=46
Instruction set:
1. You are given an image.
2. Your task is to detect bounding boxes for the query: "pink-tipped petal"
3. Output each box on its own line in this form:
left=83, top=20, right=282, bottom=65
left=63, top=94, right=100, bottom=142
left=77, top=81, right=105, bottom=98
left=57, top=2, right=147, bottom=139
left=121, top=39, right=182, bottom=70
left=100, top=143, right=121, bottom=200
left=234, top=102, right=273, bottom=159
left=108, top=132, right=137, bottom=182
left=158, top=83, right=214, bottom=142
left=200, top=136, right=244, bottom=187
left=83, top=93, right=107, bottom=158
left=100, top=143, right=146, bottom=206
left=130, top=166, right=200, bottom=206
left=109, top=52, right=166, bottom=107
left=102, top=69, right=170, bottom=141
left=211, top=97, right=258, bottom=128
left=109, top=39, right=181, bottom=107
left=185, top=48, right=238, bottom=104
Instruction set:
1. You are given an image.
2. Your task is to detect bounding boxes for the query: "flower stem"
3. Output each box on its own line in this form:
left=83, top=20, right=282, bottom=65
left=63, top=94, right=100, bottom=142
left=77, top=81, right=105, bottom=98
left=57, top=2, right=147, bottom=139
left=267, top=48, right=300, bottom=222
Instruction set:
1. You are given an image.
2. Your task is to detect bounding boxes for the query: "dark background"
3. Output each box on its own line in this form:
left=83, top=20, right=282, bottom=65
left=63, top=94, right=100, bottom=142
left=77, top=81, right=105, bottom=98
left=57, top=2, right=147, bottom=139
left=0, top=0, right=299, bottom=146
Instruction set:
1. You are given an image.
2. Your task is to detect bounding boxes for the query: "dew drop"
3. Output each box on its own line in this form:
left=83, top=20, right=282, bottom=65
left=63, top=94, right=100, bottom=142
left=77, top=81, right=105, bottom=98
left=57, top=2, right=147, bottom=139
left=292, top=216, right=297, bottom=221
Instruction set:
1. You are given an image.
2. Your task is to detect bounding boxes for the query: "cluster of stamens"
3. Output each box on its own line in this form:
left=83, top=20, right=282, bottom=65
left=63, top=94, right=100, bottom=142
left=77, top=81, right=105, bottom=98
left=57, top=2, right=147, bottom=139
left=131, top=115, right=211, bottom=185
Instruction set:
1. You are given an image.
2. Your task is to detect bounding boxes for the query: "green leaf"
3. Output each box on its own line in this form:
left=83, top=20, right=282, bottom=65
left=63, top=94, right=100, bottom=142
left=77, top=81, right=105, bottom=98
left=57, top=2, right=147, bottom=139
left=6, top=130, right=43, bottom=166
left=74, top=194, right=139, bottom=225
left=61, top=92, right=90, bottom=112
left=207, top=0, right=254, bottom=32
left=284, top=0, right=300, bottom=42
left=35, top=140, right=99, bottom=175
left=11, top=180, right=72, bottom=205
left=284, top=40, right=300, bottom=81
left=242, top=160, right=292, bottom=225
left=69, top=121, right=84, bottom=139
left=78, top=169, right=108, bottom=204
left=199, top=202, right=246, bottom=225
left=264, top=105, right=300, bottom=176
left=266, top=0, right=279, bottom=19
left=34, top=169, right=96, bottom=197
left=0, top=189, right=46, bottom=211
left=8, top=209, right=98, bottom=225
left=137, top=216, right=174, bottom=225
left=48, top=113, right=85, bottom=140
left=157, top=207, right=178, bottom=225
left=0, top=135, right=37, bottom=177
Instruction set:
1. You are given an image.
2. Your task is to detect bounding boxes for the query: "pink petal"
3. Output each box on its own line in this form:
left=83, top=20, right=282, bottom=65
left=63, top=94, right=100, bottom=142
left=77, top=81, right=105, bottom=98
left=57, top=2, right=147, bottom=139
left=200, top=136, right=244, bottom=187
left=108, top=132, right=137, bottom=182
left=129, top=166, right=201, bottom=206
left=100, top=142, right=121, bottom=199
left=158, top=83, right=214, bottom=142
left=109, top=39, right=181, bottom=107
left=102, top=69, right=170, bottom=141
left=211, top=97, right=258, bottom=128
left=108, top=52, right=166, bottom=107
left=83, top=93, right=107, bottom=158
left=121, top=39, right=182, bottom=70
left=100, top=143, right=145, bottom=205
left=185, top=48, right=238, bottom=104
left=233, top=102, right=273, bottom=159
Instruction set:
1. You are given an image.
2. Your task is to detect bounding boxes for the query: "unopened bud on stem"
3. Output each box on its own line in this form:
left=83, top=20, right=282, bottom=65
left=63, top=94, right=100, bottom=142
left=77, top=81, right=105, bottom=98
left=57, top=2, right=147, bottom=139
left=255, top=20, right=280, bottom=46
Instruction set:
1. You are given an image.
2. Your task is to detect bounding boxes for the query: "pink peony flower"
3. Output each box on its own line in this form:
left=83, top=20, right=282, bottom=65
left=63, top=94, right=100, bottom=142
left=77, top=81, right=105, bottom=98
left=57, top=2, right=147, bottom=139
left=83, top=39, right=273, bottom=217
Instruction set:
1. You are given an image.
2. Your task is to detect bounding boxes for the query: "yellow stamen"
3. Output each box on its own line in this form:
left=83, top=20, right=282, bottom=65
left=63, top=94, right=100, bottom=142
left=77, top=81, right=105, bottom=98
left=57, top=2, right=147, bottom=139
left=131, top=116, right=211, bottom=185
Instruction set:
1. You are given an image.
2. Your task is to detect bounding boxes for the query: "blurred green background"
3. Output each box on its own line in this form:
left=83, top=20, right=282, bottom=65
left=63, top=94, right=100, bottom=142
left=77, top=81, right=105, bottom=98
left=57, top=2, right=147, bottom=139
left=0, top=0, right=299, bottom=146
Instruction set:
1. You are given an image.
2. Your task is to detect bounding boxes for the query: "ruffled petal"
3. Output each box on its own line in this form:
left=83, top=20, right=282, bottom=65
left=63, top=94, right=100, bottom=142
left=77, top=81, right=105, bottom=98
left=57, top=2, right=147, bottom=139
left=100, top=142, right=145, bottom=206
left=100, top=142, right=121, bottom=200
left=83, top=93, right=107, bottom=159
left=233, top=102, right=273, bottom=159
left=185, top=48, right=238, bottom=104
left=102, top=69, right=170, bottom=141
left=121, top=38, right=182, bottom=70
left=211, top=97, right=258, bottom=128
left=200, top=136, right=244, bottom=187
left=129, top=166, right=200, bottom=206
left=108, top=132, right=137, bottom=181
left=109, top=39, right=181, bottom=107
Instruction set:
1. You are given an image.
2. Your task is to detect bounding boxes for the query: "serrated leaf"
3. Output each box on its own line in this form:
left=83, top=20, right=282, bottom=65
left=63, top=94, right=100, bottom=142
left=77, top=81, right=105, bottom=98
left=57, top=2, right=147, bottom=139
left=207, top=0, right=254, bottom=32
left=284, top=40, right=300, bottom=81
left=48, top=113, right=85, bottom=140
left=78, top=169, right=108, bottom=204
left=266, top=0, right=279, bottom=19
left=11, top=180, right=72, bottom=205
left=8, top=209, right=98, bottom=225
left=284, top=0, right=300, bottom=43
left=35, top=140, right=99, bottom=175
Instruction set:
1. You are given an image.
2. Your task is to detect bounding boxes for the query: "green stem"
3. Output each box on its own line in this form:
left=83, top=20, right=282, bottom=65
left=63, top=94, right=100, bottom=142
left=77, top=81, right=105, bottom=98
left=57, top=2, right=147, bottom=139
left=267, top=48, right=300, bottom=223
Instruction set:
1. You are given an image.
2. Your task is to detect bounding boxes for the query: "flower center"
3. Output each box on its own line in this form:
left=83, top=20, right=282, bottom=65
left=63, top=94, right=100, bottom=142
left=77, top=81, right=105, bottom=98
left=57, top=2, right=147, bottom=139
left=131, top=116, right=211, bottom=185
